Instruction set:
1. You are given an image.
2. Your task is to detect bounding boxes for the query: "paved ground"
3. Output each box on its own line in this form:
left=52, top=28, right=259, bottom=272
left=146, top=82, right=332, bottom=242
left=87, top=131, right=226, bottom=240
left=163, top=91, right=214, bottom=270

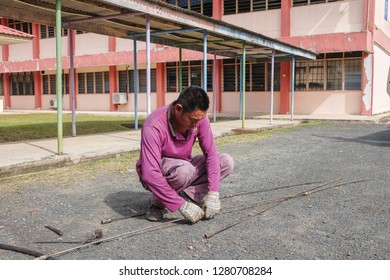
left=0, top=121, right=389, bottom=260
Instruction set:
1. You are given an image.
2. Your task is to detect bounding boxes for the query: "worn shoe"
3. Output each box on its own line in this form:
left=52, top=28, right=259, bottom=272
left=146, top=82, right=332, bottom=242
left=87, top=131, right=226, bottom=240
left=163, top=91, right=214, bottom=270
left=145, top=203, right=165, bottom=222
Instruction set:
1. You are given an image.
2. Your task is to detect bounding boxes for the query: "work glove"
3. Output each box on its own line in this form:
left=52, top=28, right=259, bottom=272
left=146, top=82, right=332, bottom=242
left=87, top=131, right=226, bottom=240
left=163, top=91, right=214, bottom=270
left=179, top=201, right=204, bottom=224
left=203, top=191, right=221, bottom=219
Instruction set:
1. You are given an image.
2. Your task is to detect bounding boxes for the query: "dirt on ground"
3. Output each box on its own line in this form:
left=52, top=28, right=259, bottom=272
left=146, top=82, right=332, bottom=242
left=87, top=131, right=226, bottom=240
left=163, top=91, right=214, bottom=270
left=0, top=122, right=389, bottom=260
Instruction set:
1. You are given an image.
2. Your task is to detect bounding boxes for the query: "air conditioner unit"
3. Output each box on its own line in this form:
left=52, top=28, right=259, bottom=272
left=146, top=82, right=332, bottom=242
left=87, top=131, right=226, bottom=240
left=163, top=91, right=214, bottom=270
left=49, top=99, right=57, bottom=109
left=112, top=92, right=128, bottom=104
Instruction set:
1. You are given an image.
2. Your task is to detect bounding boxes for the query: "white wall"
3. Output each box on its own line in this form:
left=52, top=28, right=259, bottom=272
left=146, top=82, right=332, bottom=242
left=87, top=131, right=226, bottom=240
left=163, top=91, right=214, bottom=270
left=293, top=91, right=362, bottom=115
left=222, top=9, right=281, bottom=38
left=372, top=45, right=390, bottom=114
left=221, top=91, right=280, bottom=115
left=375, top=0, right=390, bottom=38
left=116, top=38, right=153, bottom=52
left=291, top=0, right=364, bottom=36
left=40, top=37, right=69, bottom=59
left=76, top=33, right=109, bottom=56
left=10, top=96, right=35, bottom=110
left=9, top=42, right=33, bottom=61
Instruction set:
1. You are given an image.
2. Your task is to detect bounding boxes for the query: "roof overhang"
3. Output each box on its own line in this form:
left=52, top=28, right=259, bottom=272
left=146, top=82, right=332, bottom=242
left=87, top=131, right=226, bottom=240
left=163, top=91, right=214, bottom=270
left=0, top=0, right=316, bottom=61
left=0, top=25, right=34, bottom=45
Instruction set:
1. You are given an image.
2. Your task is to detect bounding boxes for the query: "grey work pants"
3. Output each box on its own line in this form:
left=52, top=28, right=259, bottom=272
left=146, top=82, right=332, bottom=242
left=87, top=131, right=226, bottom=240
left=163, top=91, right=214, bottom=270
left=151, top=153, right=234, bottom=208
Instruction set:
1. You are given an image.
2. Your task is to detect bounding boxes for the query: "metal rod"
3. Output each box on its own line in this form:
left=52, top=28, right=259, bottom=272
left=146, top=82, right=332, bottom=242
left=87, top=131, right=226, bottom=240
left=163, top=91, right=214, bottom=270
left=213, top=53, right=217, bottom=123
left=36, top=218, right=183, bottom=260
left=146, top=14, right=151, bottom=116
left=239, top=56, right=243, bottom=120
left=69, top=28, right=76, bottom=137
left=131, top=27, right=203, bottom=37
left=179, top=47, right=182, bottom=91
left=222, top=180, right=323, bottom=199
left=291, top=55, right=295, bottom=121
left=174, top=38, right=243, bottom=47
left=270, top=49, right=275, bottom=125
left=205, top=178, right=373, bottom=239
left=203, top=31, right=207, bottom=92
left=133, top=35, right=138, bottom=130
left=65, top=12, right=144, bottom=25
left=56, top=0, right=63, bottom=155
left=242, top=43, right=246, bottom=128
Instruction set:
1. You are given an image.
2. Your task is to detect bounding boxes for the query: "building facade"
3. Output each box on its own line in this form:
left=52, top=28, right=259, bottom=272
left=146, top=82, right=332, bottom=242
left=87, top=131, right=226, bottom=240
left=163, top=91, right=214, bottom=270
left=1, top=0, right=390, bottom=116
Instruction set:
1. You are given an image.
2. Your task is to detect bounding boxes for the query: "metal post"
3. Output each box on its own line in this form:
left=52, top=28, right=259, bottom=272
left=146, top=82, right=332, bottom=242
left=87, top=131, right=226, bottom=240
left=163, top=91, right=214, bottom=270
left=239, top=56, right=243, bottom=120
left=242, top=43, right=246, bottom=129
left=69, top=28, right=76, bottom=137
left=56, top=0, right=63, bottom=155
left=213, top=53, right=217, bottom=123
left=291, top=55, right=295, bottom=121
left=179, top=47, right=182, bottom=91
left=270, top=49, right=275, bottom=125
left=203, top=31, right=207, bottom=92
left=146, top=14, right=151, bottom=115
left=133, top=35, right=138, bottom=130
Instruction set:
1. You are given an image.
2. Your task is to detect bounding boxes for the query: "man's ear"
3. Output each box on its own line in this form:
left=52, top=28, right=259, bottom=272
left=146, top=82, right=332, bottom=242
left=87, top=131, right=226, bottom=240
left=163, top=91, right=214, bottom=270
left=173, top=104, right=184, bottom=115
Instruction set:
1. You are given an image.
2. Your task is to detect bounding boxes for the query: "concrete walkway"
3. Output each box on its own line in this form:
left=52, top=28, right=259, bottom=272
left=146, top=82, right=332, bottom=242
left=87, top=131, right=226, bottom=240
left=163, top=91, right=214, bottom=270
left=1, top=111, right=389, bottom=178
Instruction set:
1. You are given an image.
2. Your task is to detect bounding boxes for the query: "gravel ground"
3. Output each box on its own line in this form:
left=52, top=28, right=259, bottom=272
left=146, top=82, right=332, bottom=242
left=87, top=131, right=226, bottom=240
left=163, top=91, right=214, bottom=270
left=0, top=122, right=389, bottom=260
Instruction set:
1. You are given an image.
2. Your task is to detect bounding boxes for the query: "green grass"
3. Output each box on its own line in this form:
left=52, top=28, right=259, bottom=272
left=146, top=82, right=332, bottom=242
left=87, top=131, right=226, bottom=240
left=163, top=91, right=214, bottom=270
left=0, top=113, right=144, bottom=143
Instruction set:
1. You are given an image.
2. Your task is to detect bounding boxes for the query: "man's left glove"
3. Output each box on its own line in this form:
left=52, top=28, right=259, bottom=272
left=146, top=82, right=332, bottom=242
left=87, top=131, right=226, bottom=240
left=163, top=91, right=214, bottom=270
left=203, top=191, right=221, bottom=219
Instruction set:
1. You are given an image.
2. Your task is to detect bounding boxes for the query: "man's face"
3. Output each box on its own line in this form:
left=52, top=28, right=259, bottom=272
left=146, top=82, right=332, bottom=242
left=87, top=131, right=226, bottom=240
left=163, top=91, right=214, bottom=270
left=172, top=104, right=207, bottom=135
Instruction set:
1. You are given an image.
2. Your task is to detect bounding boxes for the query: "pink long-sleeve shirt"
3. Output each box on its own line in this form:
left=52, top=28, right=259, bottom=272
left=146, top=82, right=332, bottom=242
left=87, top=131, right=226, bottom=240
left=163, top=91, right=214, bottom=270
left=136, top=104, right=220, bottom=212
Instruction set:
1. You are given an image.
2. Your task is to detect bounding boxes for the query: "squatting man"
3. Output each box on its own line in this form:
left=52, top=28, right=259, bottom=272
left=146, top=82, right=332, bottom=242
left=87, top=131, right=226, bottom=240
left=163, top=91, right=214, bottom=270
left=136, top=85, right=234, bottom=223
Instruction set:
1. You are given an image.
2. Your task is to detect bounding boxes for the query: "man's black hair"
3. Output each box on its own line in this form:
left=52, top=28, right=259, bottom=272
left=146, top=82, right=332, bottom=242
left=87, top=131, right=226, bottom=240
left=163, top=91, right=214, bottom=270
left=174, top=85, right=209, bottom=112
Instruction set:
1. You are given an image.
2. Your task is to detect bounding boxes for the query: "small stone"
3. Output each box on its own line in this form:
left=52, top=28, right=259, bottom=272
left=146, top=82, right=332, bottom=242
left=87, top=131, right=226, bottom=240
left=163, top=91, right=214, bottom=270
left=188, top=245, right=193, bottom=250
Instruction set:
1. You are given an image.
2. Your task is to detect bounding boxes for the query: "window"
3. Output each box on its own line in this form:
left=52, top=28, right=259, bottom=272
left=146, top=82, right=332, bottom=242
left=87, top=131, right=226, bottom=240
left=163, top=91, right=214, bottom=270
left=77, top=72, right=109, bottom=94
left=295, top=62, right=307, bottom=90
left=344, top=59, right=362, bottom=90
left=308, top=61, right=324, bottom=91
left=8, top=19, right=32, bottom=34
left=167, top=66, right=177, bottom=93
left=42, top=73, right=69, bottom=95
left=223, top=0, right=236, bottom=14
left=294, top=52, right=362, bottom=91
left=293, top=0, right=343, bottom=7
left=253, top=0, right=266, bottom=11
left=252, top=63, right=266, bottom=91
left=166, top=60, right=213, bottom=92
left=167, top=0, right=213, bottom=17
left=139, top=69, right=157, bottom=93
left=10, top=72, right=34, bottom=96
left=223, top=59, right=280, bottom=92
left=118, top=70, right=134, bottom=93
left=223, top=60, right=237, bottom=91
left=267, top=62, right=280, bottom=91
left=267, top=0, right=281, bottom=10
left=40, top=24, right=85, bottom=39
left=326, top=60, right=342, bottom=90
left=118, top=69, right=156, bottom=93
left=224, top=0, right=281, bottom=14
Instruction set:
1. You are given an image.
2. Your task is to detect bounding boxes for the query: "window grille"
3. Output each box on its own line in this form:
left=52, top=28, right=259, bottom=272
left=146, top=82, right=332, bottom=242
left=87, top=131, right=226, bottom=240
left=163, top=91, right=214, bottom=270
left=308, top=61, right=324, bottom=91
left=344, top=59, right=362, bottom=90
left=253, top=0, right=266, bottom=11
left=293, top=0, right=343, bottom=6
left=326, top=60, right=342, bottom=90
left=10, top=72, right=34, bottom=96
left=8, top=19, right=32, bottom=34
left=166, top=61, right=212, bottom=92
